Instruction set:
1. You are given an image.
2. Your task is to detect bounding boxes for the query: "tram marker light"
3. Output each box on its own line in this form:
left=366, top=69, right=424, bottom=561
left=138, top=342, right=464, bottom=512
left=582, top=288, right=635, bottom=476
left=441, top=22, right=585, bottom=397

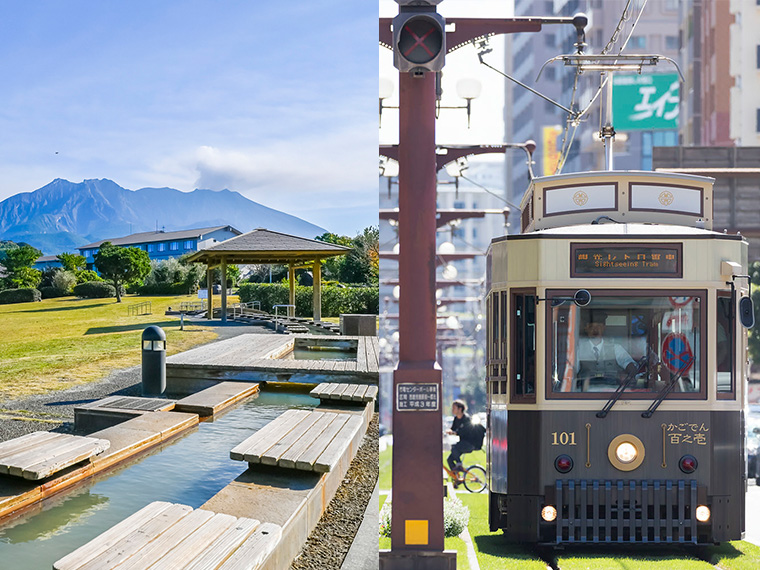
left=541, top=505, right=557, bottom=522
left=392, top=2, right=446, bottom=73
left=574, top=289, right=591, bottom=306
left=696, top=505, right=710, bottom=522
left=679, top=454, right=698, bottom=474
left=555, top=454, right=574, bottom=473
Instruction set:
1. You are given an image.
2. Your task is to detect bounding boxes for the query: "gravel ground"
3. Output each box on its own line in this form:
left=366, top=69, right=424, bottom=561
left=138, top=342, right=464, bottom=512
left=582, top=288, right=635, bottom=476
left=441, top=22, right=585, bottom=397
left=0, top=320, right=276, bottom=443
left=291, top=414, right=380, bottom=570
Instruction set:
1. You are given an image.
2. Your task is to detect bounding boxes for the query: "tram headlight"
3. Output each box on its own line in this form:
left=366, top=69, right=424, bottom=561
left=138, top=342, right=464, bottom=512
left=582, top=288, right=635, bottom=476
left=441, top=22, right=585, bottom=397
left=616, top=442, right=637, bottom=463
left=696, top=505, right=710, bottom=522
left=607, top=434, right=645, bottom=471
left=541, top=505, right=557, bottom=522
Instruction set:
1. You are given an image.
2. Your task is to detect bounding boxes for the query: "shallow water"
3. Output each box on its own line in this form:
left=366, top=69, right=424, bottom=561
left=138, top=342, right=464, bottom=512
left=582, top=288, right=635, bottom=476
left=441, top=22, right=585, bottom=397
left=0, top=390, right=315, bottom=569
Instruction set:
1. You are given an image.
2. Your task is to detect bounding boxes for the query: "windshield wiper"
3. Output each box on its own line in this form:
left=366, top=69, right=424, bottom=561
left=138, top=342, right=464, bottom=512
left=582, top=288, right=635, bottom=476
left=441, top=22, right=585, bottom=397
left=641, top=356, right=694, bottom=418
left=596, top=355, right=648, bottom=418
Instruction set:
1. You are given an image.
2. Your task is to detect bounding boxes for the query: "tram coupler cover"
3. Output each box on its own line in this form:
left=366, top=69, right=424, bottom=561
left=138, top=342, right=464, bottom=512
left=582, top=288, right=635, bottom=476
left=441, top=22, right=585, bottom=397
left=141, top=325, right=166, bottom=396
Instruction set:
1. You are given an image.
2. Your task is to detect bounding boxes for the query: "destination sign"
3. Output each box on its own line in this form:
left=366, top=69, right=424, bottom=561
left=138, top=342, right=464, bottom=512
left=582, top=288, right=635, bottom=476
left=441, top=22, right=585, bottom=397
left=396, top=383, right=439, bottom=412
left=570, top=244, right=682, bottom=277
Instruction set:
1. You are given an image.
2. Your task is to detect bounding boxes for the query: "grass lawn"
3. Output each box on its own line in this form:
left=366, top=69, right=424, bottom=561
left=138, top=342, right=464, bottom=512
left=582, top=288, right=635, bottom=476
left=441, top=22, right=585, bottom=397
left=0, top=294, right=217, bottom=399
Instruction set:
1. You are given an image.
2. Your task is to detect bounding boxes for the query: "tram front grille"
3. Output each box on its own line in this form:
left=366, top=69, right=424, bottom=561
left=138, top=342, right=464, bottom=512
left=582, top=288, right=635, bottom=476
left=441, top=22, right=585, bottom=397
left=554, top=479, right=698, bottom=544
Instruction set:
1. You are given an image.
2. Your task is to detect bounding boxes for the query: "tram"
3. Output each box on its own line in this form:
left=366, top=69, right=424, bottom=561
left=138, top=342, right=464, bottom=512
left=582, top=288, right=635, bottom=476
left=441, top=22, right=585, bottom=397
left=485, top=170, right=754, bottom=544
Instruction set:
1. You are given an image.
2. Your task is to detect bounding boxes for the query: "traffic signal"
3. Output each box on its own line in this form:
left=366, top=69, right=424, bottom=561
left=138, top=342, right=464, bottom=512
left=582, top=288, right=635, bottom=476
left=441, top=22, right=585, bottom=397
left=392, top=1, right=445, bottom=73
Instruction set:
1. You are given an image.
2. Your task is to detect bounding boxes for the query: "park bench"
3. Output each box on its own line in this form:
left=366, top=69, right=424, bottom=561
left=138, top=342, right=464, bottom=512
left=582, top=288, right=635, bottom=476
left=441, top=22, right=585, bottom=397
left=53, top=501, right=281, bottom=570
left=309, top=382, right=378, bottom=404
left=0, top=431, right=110, bottom=481
left=230, top=408, right=364, bottom=473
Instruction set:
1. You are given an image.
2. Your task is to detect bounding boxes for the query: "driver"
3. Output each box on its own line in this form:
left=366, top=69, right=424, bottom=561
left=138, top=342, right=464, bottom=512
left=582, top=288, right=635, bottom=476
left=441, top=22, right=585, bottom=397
left=576, top=310, right=637, bottom=389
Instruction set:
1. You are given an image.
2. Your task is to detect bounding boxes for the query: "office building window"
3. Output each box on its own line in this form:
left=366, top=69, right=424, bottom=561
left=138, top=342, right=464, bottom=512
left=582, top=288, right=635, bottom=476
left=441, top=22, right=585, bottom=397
left=628, top=36, right=646, bottom=49
left=666, top=36, right=678, bottom=50
left=757, top=109, right=760, bottom=132
left=184, top=240, right=193, bottom=249
left=170, top=242, right=179, bottom=251
left=757, top=45, right=760, bottom=69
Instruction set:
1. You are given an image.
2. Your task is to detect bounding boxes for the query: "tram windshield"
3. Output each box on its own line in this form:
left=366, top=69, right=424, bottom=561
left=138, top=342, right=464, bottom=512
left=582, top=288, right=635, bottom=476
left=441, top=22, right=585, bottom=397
left=549, top=293, right=702, bottom=395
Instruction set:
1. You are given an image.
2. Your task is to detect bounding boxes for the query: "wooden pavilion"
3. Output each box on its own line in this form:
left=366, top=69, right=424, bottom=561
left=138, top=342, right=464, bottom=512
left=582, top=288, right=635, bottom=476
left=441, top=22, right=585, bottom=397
left=186, top=228, right=351, bottom=323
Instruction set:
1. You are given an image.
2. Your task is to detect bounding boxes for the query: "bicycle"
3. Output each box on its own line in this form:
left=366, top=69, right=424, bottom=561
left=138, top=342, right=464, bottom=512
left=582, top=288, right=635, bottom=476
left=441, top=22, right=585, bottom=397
left=442, top=461, right=488, bottom=493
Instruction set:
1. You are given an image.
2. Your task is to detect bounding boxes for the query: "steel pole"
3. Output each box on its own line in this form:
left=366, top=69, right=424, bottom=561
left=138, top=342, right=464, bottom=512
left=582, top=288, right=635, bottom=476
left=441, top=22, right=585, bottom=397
left=390, top=68, right=446, bottom=559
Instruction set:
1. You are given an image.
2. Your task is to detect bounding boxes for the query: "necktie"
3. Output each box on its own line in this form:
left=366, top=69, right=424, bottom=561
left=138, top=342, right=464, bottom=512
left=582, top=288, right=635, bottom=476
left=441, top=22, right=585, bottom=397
left=593, top=346, right=599, bottom=362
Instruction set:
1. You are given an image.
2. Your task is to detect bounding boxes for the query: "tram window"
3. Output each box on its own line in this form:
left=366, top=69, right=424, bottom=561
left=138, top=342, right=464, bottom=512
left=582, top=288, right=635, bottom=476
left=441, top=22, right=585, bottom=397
left=548, top=292, right=704, bottom=398
left=512, top=291, right=536, bottom=401
left=716, top=292, right=734, bottom=396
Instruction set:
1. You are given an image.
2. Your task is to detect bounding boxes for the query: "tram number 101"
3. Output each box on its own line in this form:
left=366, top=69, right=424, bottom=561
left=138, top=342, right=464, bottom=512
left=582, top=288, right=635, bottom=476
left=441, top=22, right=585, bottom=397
left=551, top=431, right=577, bottom=446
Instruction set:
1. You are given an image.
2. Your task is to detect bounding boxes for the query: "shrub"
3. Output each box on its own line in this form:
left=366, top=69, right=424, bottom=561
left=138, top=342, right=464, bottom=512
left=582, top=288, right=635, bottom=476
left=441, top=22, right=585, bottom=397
left=136, top=282, right=190, bottom=296
left=76, top=269, right=101, bottom=284
left=52, top=270, right=77, bottom=293
left=237, top=283, right=378, bottom=317
left=73, top=281, right=121, bottom=299
left=379, top=498, right=470, bottom=539
left=39, top=286, right=70, bottom=299
left=0, top=288, right=41, bottom=304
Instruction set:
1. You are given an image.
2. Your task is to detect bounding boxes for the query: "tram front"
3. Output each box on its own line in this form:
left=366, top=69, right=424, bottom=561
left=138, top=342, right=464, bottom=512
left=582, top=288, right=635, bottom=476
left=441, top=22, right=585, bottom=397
left=486, top=171, right=753, bottom=545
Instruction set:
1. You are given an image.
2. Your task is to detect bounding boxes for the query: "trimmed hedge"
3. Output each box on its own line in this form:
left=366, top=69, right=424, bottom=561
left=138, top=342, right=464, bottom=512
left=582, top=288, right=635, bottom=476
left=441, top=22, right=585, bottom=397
left=73, top=281, right=122, bottom=299
left=238, top=283, right=378, bottom=317
left=39, top=286, right=70, bottom=299
left=135, top=282, right=192, bottom=296
left=0, top=288, right=42, bottom=304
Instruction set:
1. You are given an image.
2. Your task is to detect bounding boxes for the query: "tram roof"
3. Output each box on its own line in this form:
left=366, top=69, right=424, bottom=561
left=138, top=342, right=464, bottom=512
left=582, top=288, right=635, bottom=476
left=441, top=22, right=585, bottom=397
left=493, top=223, right=745, bottom=243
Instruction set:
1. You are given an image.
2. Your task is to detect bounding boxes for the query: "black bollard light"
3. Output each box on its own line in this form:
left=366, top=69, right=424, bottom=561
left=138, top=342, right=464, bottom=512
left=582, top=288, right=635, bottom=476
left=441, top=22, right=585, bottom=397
left=142, top=325, right=166, bottom=396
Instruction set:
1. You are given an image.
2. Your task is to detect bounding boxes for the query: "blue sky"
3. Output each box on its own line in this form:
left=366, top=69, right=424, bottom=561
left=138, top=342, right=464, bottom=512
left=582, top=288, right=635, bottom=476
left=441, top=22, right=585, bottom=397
left=0, top=1, right=377, bottom=236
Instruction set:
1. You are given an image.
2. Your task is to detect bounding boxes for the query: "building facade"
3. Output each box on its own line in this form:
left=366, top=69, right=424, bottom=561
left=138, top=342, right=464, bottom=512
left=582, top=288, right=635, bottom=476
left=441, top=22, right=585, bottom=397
left=78, top=226, right=241, bottom=268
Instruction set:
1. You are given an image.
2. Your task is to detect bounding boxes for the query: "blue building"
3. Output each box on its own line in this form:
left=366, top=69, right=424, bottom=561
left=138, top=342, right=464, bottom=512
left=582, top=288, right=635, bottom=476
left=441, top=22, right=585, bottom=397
left=33, top=255, right=63, bottom=271
left=78, top=225, right=241, bottom=268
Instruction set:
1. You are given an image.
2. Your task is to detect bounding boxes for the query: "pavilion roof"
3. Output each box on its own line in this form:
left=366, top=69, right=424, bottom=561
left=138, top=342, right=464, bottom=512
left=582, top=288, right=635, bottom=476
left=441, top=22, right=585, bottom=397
left=186, top=228, right=351, bottom=266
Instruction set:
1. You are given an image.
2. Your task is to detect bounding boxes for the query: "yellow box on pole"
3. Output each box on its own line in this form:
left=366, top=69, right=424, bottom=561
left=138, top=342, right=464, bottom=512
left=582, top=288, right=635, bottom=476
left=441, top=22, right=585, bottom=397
left=405, top=519, right=429, bottom=545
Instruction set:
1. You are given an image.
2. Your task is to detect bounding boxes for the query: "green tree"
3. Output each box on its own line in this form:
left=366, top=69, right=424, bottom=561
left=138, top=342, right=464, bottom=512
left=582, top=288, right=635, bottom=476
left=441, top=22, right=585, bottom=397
left=57, top=252, right=87, bottom=273
left=1, top=244, right=42, bottom=288
left=93, top=242, right=151, bottom=302
left=315, top=227, right=379, bottom=284
left=315, top=232, right=353, bottom=281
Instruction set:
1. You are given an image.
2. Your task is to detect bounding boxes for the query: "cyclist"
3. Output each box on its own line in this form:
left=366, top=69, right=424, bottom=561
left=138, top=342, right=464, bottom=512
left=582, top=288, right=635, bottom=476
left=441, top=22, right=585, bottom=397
left=445, top=400, right=483, bottom=473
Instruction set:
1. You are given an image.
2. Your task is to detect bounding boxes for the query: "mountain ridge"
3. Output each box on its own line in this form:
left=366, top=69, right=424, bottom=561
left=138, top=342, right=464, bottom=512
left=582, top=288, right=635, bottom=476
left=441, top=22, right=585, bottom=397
left=0, top=179, right=326, bottom=255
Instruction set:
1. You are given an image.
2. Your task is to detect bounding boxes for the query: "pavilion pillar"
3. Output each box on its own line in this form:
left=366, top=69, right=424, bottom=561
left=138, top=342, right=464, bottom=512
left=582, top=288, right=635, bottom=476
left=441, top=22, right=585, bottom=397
left=312, top=260, right=322, bottom=322
left=206, top=266, right=213, bottom=320
left=288, top=263, right=296, bottom=318
left=221, top=258, right=228, bottom=324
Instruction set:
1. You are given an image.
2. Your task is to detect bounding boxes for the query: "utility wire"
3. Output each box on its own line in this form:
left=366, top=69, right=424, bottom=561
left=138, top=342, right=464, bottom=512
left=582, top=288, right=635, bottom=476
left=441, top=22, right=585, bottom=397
left=459, top=174, right=524, bottom=212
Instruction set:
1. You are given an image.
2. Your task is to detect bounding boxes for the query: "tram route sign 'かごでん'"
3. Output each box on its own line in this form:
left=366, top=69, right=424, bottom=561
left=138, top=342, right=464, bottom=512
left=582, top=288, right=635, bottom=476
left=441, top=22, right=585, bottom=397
left=396, top=383, right=439, bottom=412
left=570, top=243, right=682, bottom=278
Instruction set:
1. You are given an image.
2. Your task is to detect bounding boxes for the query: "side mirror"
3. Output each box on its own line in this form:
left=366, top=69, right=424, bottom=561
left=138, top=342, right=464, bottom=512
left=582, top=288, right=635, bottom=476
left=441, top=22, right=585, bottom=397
left=740, top=297, right=755, bottom=329
left=574, top=289, right=591, bottom=307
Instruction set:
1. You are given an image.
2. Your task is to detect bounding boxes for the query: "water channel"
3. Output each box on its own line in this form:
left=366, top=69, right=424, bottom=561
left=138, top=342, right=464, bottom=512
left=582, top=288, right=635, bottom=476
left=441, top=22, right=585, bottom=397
left=0, top=390, right=315, bottom=569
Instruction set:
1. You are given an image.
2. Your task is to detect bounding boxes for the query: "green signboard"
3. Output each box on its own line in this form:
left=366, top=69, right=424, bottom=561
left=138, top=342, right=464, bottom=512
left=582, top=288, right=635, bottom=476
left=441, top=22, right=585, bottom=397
left=612, top=73, right=679, bottom=131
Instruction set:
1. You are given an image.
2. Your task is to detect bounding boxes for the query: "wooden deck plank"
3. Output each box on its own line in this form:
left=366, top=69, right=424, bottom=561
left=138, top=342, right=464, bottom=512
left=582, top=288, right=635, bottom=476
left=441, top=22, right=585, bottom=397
left=340, top=385, right=360, bottom=401
left=313, top=415, right=364, bottom=473
left=74, top=503, right=193, bottom=570
left=258, top=412, right=326, bottom=466
left=116, top=508, right=216, bottom=570
left=356, top=339, right=368, bottom=372
left=0, top=431, right=59, bottom=461
left=181, top=518, right=260, bottom=570
left=278, top=412, right=338, bottom=469
left=364, top=386, right=379, bottom=402
left=230, top=410, right=310, bottom=462
left=0, top=434, right=94, bottom=476
left=21, top=438, right=110, bottom=480
left=54, top=502, right=174, bottom=570
left=294, top=414, right=350, bottom=471
left=216, top=522, right=282, bottom=570
left=308, top=383, right=329, bottom=399
left=349, top=385, right=369, bottom=402
left=146, top=512, right=238, bottom=570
